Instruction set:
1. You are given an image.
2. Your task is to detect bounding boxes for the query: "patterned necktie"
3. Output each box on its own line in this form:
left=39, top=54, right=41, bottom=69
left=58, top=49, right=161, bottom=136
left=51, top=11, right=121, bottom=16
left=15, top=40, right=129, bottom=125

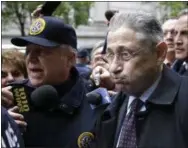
left=118, top=98, right=143, bottom=148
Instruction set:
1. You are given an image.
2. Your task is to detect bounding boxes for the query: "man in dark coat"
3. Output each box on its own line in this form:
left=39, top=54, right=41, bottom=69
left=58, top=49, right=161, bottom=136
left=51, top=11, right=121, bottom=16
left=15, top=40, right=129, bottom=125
left=2, top=16, right=106, bottom=148
left=172, top=9, right=188, bottom=76
left=91, top=11, right=188, bottom=148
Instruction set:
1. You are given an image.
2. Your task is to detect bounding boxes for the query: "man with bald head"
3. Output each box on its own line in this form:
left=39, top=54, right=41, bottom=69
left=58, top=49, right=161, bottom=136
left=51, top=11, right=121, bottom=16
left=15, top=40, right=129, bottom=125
left=162, top=18, right=177, bottom=67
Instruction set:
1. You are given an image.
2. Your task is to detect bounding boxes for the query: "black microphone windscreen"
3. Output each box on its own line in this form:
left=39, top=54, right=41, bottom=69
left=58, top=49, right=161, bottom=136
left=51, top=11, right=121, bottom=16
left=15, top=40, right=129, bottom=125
left=41, top=1, right=61, bottom=16
left=86, top=92, right=101, bottom=105
left=105, top=10, right=118, bottom=21
left=31, top=85, right=59, bottom=110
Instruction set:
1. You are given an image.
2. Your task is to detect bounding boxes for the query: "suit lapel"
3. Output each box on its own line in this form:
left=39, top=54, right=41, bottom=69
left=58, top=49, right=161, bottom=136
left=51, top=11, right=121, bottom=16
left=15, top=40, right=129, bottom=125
left=97, top=92, right=126, bottom=148
left=137, top=66, right=183, bottom=147
left=172, top=60, right=183, bottom=72
left=113, top=95, right=129, bottom=146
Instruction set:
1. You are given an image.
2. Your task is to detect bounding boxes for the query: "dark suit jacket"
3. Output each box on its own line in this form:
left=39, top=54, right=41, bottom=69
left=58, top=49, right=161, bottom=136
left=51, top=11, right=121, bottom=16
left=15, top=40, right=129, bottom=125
left=92, top=66, right=188, bottom=148
left=172, top=60, right=188, bottom=76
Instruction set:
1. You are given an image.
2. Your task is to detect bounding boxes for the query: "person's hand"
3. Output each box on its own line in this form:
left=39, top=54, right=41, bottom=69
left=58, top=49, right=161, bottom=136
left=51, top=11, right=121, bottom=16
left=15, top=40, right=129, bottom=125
left=31, top=4, right=44, bottom=19
left=91, top=66, right=115, bottom=90
left=108, top=90, right=118, bottom=97
left=2, top=86, right=14, bottom=108
left=92, top=54, right=109, bottom=70
left=8, top=106, right=27, bottom=129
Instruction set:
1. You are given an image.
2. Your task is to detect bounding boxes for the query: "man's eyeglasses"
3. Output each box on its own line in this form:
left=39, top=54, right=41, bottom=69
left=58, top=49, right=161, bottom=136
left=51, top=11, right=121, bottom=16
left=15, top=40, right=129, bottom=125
left=105, top=48, right=145, bottom=62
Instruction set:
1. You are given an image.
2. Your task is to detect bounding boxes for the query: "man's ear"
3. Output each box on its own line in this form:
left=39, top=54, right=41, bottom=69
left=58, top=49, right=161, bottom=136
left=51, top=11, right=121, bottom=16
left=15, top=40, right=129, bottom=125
left=68, top=51, right=76, bottom=66
left=156, top=41, right=167, bottom=63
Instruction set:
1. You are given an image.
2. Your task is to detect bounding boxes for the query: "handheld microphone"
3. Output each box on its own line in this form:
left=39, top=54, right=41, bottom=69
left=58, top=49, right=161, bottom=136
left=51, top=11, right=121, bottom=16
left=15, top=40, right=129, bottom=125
left=12, top=84, right=60, bottom=134
left=86, top=87, right=111, bottom=109
left=41, top=1, right=61, bottom=16
left=31, top=85, right=59, bottom=111
left=86, top=93, right=101, bottom=105
left=12, top=84, right=59, bottom=113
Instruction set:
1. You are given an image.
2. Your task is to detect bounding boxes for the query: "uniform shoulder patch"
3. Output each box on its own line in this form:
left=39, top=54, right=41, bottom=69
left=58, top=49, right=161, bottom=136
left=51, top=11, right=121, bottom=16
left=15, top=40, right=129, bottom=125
left=77, top=132, right=94, bottom=148
left=29, top=18, right=46, bottom=35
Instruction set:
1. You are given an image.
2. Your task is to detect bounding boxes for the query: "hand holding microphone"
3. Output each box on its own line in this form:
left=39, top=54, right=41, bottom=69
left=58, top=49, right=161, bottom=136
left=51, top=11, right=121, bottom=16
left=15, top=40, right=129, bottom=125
left=8, top=85, right=59, bottom=132
left=91, top=66, right=115, bottom=90
left=31, top=2, right=61, bottom=18
left=31, top=4, right=43, bottom=18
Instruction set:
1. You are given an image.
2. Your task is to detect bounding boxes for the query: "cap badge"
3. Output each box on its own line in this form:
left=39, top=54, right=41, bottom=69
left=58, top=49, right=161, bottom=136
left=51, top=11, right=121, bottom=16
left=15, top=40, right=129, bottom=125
left=29, top=18, right=46, bottom=35
left=77, top=132, right=94, bottom=148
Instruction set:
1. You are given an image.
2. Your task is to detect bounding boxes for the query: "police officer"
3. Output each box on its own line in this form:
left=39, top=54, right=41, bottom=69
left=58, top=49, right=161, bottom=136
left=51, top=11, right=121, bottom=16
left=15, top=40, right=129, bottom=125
left=3, top=16, right=106, bottom=148
left=76, top=50, right=92, bottom=80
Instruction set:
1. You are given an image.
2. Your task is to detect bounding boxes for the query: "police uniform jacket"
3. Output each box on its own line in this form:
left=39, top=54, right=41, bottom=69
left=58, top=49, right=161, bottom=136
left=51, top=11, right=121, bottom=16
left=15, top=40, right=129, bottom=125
left=10, top=67, right=106, bottom=148
left=76, top=63, right=92, bottom=80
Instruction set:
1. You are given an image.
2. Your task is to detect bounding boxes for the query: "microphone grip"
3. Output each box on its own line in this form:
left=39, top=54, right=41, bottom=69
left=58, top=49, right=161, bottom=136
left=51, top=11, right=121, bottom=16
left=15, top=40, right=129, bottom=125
left=11, top=86, right=31, bottom=113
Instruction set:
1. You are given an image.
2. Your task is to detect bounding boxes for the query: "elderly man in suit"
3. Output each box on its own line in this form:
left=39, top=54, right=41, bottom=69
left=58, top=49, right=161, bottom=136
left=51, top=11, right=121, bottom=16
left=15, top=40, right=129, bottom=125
left=91, top=10, right=188, bottom=148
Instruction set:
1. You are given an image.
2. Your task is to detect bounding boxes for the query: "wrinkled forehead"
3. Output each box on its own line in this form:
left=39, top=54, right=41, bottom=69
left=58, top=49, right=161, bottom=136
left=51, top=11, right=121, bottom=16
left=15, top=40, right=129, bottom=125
left=175, top=15, right=188, bottom=29
left=107, top=27, right=145, bottom=52
left=162, top=19, right=177, bottom=31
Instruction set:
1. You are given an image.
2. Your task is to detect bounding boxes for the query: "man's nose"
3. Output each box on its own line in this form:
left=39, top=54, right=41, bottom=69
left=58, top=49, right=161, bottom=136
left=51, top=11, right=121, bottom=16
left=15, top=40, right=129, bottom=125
left=174, top=33, right=183, bottom=46
left=166, top=32, right=173, bottom=40
left=109, top=56, right=123, bottom=75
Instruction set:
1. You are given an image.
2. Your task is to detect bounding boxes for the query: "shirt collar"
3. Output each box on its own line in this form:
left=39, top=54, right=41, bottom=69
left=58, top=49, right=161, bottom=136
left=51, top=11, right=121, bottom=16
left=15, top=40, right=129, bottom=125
left=183, top=61, right=188, bottom=70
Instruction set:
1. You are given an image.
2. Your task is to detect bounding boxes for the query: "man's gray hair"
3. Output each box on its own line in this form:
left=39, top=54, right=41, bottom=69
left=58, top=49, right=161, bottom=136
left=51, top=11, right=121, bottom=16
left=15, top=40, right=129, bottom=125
left=91, top=41, right=104, bottom=59
left=108, top=11, right=163, bottom=51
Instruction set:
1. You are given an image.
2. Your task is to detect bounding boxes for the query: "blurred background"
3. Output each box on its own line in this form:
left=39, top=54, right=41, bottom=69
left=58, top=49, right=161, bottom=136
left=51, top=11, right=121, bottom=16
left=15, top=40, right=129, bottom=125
left=1, top=1, right=188, bottom=53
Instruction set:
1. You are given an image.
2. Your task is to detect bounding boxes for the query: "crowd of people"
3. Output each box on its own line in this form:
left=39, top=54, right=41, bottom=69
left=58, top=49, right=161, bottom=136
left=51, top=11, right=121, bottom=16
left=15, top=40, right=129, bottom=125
left=1, top=4, right=188, bottom=148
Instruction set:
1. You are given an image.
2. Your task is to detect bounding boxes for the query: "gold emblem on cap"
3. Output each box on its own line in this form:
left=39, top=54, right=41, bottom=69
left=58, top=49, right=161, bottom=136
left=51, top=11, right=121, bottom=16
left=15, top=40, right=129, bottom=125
left=77, top=132, right=94, bottom=148
left=29, top=18, right=46, bottom=35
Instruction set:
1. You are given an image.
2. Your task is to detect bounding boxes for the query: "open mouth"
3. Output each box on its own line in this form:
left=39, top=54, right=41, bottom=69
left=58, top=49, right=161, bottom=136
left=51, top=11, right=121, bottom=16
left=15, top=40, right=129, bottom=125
left=29, top=68, right=43, bottom=73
